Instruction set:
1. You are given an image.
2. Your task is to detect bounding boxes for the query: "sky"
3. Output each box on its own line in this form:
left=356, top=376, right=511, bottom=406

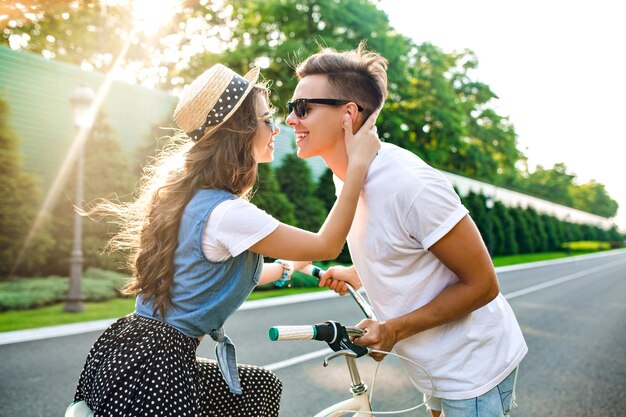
left=378, top=0, right=626, bottom=231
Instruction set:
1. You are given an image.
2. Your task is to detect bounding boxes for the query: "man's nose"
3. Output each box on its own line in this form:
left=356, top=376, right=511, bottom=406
left=285, top=111, right=298, bottom=127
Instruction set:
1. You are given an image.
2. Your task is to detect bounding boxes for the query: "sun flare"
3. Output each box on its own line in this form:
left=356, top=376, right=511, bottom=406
left=132, top=0, right=180, bottom=35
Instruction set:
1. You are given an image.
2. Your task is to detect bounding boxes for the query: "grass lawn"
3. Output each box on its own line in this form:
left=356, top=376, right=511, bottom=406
left=0, top=286, right=327, bottom=333
left=0, top=251, right=605, bottom=333
left=492, top=251, right=571, bottom=267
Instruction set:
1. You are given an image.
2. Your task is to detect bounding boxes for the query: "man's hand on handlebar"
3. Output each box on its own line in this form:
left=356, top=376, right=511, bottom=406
left=319, top=265, right=362, bottom=296
left=351, top=318, right=397, bottom=362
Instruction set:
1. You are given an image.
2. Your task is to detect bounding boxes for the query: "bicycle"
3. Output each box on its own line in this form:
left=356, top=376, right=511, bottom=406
left=66, top=265, right=433, bottom=417
left=64, top=264, right=370, bottom=417
left=269, top=265, right=434, bottom=416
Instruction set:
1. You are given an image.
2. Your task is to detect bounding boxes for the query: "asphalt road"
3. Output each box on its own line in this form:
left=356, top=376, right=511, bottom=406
left=1, top=250, right=625, bottom=417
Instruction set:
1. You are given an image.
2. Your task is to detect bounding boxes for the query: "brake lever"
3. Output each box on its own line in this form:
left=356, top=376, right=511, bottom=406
left=324, top=320, right=368, bottom=358
left=323, top=349, right=357, bottom=367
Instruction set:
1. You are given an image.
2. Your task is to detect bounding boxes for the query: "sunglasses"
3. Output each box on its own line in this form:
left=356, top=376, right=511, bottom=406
left=287, top=98, right=364, bottom=119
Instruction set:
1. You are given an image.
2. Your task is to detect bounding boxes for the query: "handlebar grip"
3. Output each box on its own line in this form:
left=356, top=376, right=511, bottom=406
left=300, top=264, right=376, bottom=320
left=269, top=322, right=367, bottom=357
left=269, top=325, right=316, bottom=341
left=301, top=264, right=325, bottom=279
left=269, top=323, right=338, bottom=342
left=311, top=266, right=324, bottom=279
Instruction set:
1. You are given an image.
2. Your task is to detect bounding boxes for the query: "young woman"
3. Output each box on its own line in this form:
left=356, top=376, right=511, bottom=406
left=68, top=64, right=380, bottom=417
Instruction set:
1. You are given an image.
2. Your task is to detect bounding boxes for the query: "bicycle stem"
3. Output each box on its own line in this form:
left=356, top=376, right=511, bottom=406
left=346, top=356, right=368, bottom=395
left=323, top=350, right=368, bottom=396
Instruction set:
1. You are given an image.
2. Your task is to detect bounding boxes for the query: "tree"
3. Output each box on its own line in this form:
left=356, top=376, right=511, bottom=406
left=209, top=0, right=408, bottom=108
left=569, top=180, right=618, bottom=218
left=314, top=168, right=355, bottom=263
left=607, top=226, right=625, bottom=243
left=509, top=207, right=534, bottom=254
left=44, top=110, right=135, bottom=275
left=0, top=97, right=53, bottom=276
left=252, top=163, right=297, bottom=226
left=315, top=168, right=336, bottom=213
left=542, top=215, right=561, bottom=251
left=5, top=0, right=619, bottom=225
left=462, top=192, right=488, bottom=241
left=275, top=153, right=326, bottom=232
left=525, top=207, right=548, bottom=253
left=521, top=163, right=575, bottom=207
left=494, top=201, right=518, bottom=255
left=1, top=1, right=229, bottom=89
left=2, top=1, right=132, bottom=69
left=563, top=221, right=583, bottom=243
left=513, top=163, right=618, bottom=218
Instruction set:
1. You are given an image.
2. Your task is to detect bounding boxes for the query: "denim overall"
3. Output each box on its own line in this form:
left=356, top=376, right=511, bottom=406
left=136, top=189, right=263, bottom=394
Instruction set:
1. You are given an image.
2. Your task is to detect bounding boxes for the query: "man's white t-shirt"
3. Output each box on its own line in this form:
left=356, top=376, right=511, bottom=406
left=335, top=142, right=527, bottom=399
left=202, top=198, right=279, bottom=262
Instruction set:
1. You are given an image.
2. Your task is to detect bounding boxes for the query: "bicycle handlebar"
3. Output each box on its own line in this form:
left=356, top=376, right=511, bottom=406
left=301, top=264, right=324, bottom=279
left=269, top=322, right=364, bottom=342
left=267, top=264, right=374, bottom=358
left=269, top=320, right=369, bottom=357
left=301, top=264, right=377, bottom=320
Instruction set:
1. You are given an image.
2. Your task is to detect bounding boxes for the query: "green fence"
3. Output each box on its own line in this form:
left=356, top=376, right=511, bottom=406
left=0, top=45, right=326, bottom=191
left=0, top=45, right=179, bottom=190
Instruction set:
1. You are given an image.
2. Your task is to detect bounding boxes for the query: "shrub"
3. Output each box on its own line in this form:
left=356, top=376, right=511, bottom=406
left=0, top=268, right=129, bottom=311
left=561, top=241, right=611, bottom=252
left=0, top=276, right=67, bottom=310
left=0, top=96, right=54, bottom=277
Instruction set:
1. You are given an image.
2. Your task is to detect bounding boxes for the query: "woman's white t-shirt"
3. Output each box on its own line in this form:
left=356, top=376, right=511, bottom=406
left=202, top=199, right=279, bottom=262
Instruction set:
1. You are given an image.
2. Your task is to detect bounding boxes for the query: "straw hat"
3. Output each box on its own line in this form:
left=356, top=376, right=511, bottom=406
left=173, top=64, right=260, bottom=142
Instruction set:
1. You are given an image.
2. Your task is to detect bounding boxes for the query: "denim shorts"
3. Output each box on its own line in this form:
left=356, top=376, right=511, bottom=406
left=425, top=367, right=519, bottom=417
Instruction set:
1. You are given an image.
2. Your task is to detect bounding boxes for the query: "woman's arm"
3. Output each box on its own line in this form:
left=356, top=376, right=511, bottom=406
left=250, top=111, right=380, bottom=261
left=257, top=260, right=311, bottom=286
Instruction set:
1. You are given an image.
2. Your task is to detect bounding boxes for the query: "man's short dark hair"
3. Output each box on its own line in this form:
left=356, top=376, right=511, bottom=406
left=295, top=41, right=388, bottom=121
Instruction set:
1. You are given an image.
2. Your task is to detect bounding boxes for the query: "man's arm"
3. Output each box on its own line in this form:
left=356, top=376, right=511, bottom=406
left=353, top=215, right=500, bottom=360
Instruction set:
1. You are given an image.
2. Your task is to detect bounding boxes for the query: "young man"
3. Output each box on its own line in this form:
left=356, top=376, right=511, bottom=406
left=285, top=43, right=527, bottom=417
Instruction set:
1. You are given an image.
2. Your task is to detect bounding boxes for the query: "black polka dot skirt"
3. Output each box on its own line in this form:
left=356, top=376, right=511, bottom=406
left=74, top=314, right=282, bottom=416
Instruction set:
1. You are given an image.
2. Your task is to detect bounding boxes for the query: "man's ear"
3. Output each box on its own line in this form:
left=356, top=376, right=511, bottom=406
left=345, top=102, right=365, bottom=133
left=345, top=102, right=360, bottom=123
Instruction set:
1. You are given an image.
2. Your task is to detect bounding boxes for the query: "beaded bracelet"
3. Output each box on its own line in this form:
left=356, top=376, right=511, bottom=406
left=273, top=259, right=294, bottom=287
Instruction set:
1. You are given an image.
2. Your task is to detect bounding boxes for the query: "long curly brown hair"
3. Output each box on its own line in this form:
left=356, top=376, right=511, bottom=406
left=94, top=86, right=268, bottom=319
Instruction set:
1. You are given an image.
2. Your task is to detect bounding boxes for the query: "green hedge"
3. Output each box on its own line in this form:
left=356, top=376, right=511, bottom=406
left=461, top=191, right=624, bottom=257
left=0, top=268, right=129, bottom=311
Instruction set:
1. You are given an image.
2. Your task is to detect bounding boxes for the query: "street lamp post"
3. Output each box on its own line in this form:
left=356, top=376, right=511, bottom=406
left=65, top=86, right=95, bottom=312
left=485, top=195, right=495, bottom=258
